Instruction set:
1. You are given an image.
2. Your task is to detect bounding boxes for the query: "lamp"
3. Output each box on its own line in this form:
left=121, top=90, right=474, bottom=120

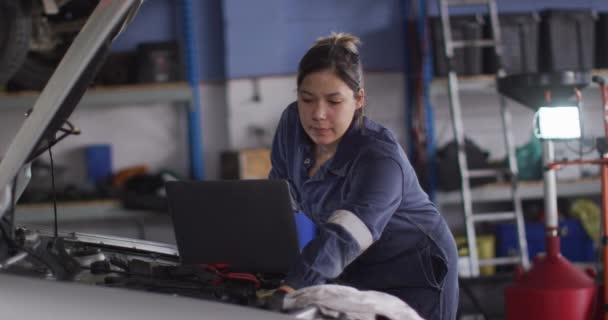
left=535, top=105, right=582, bottom=140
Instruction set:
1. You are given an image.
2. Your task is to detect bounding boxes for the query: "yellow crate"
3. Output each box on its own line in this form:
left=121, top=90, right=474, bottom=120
left=455, top=235, right=496, bottom=276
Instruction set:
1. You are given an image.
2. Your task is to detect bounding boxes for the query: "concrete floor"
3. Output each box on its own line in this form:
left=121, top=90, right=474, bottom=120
left=458, top=273, right=514, bottom=319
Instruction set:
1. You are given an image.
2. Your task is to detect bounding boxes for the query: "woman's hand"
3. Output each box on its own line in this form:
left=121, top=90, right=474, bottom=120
left=266, top=285, right=295, bottom=311
left=276, top=285, right=295, bottom=294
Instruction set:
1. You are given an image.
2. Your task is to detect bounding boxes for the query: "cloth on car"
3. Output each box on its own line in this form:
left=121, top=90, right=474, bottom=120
left=282, top=284, right=424, bottom=320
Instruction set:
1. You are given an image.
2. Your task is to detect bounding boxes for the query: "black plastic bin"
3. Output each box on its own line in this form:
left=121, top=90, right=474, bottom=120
left=539, top=9, right=595, bottom=72
left=94, top=52, right=136, bottom=86
left=484, top=13, right=539, bottom=74
left=597, top=13, right=608, bottom=69
left=431, top=15, right=485, bottom=76
left=136, top=41, right=183, bottom=83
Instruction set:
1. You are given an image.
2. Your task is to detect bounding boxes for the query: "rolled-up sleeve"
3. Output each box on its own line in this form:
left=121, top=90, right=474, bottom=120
left=284, top=156, right=403, bottom=289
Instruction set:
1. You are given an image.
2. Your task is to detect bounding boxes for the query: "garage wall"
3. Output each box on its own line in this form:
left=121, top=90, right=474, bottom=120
left=222, top=0, right=406, bottom=78
left=225, top=73, right=407, bottom=149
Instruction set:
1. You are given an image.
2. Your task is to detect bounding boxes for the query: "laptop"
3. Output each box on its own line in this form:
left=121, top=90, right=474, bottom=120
left=165, top=179, right=300, bottom=274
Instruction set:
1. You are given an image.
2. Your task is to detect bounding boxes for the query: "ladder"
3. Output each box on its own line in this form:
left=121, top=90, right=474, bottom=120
left=437, top=0, right=530, bottom=277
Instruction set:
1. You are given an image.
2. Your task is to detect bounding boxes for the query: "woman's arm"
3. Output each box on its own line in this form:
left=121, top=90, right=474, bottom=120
left=268, top=103, right=301, bottom=211
left=284, top=156, right=404, bottom=289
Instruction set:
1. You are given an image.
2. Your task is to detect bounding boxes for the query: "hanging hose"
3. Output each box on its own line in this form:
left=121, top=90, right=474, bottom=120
left=180, top=0, right=205, bottom=180
left=403, top=0, right=437, bottom=200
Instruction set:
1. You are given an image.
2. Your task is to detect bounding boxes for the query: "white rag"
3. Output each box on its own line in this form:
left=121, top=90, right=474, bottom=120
left=282, top=284, right=424, bottom=320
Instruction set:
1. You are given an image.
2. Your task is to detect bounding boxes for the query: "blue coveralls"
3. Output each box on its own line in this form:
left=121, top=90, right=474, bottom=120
left=270, top=103, right=459, bottom=320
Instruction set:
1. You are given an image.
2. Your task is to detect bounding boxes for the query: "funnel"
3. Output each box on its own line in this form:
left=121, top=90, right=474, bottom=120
left=497, top=71, right=591, bottom=109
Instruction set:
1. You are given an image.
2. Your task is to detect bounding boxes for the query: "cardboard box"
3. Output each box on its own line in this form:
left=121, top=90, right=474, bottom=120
left=220, top=148, right=271, bottom=180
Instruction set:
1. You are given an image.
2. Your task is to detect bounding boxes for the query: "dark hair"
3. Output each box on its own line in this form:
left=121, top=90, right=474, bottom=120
left=297, top=32, right=365, bottom=126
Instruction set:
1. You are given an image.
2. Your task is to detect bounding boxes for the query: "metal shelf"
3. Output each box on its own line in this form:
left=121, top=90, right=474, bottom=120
left=432, top=70, right=608, bottom=204
left=431, top=74, right=496, bottom=96
left=436, top=177, right=601, bottom=205
left=0, top=82, right=192, bottom=110
left=430, top=69, right=608, bottom=97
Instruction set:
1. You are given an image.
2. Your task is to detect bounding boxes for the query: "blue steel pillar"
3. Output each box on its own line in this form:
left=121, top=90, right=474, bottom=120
left=181, top=0, right=205, bottom=180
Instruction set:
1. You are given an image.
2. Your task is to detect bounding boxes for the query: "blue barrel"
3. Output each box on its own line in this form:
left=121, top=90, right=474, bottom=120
left=85, top=144, right=112, bottom=185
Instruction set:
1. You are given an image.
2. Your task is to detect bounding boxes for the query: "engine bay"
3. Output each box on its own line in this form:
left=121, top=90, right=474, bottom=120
left=1, top=226, right=286, bottom=309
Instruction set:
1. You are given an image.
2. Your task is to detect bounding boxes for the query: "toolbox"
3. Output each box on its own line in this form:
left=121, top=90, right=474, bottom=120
left=496, top=218, right=595, bottom=262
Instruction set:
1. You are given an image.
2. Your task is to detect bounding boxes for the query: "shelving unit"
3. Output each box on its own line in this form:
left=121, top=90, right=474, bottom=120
left=432, top=70, right=607, bottom=207
left=0, top=82, right=193, bottom=110
left=0, top=82, right=203, bottom=180
left=431, top=74, right=496, bottom=96
left=0, top=83, right=186, bottom=242
left=430, top=69, right=608, bottom=97
left=437, top=177, right=601, bottom=205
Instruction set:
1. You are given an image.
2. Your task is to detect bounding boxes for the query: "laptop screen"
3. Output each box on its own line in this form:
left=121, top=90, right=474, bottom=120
left=165, top=179, right=300, bottom=274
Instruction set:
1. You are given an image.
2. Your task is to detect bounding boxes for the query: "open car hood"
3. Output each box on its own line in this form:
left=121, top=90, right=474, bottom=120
left=0, top=0, right=143, bottom=218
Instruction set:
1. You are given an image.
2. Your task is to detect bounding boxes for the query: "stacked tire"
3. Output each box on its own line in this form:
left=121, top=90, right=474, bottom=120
left=0, top=0, right=31, bottom=86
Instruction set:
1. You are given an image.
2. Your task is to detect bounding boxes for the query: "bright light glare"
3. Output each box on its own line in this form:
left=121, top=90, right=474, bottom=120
left=536, top=106, right=581, bottom=140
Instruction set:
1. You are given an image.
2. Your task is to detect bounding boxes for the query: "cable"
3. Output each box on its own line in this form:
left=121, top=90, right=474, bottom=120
left=532, top=110, right=541, bottom=139
left=48, top=147, right=58, bottom=239
left=0, top=223, right=56, bottom=273
left=27, top=120, right=80, bottom=163
left=8, top=176, right=16, bottom=239
left=563, top=139, right=596, bottom=156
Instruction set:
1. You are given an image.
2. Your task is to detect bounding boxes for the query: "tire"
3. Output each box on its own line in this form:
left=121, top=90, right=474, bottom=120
left=8, top=0, right=99, bottom=91
left=0, top=0, right=32, bottom=85
left=8, top=53, right=58, bottom=91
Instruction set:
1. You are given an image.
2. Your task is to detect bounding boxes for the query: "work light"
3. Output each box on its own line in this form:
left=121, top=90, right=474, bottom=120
left=535, top=105, right=582, bottom=140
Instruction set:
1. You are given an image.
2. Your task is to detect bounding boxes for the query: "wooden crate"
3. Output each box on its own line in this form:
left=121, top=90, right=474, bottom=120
left=220, top=148, right=272, bottom=180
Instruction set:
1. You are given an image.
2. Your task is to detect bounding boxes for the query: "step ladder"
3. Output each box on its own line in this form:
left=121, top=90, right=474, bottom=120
left=437, top=0, right=530, bottom=277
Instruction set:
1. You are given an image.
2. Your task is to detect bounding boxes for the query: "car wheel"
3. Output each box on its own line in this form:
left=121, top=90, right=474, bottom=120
left=8, top=52, right=58, bottom=91
left=0, top=0, right=32, bottom=86
left=8, top=0, right=99, bottom=91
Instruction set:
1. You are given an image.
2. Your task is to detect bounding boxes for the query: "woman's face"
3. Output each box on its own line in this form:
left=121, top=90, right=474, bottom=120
left=297, top=69, right=364, bottom=150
